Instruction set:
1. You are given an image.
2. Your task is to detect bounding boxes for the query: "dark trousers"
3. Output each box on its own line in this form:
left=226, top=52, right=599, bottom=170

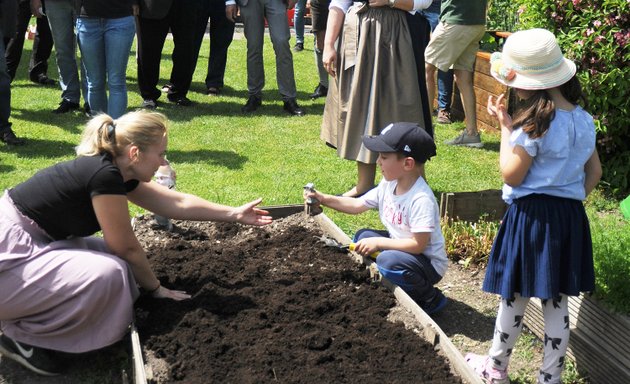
left=191, top=0, right=235, bottom=89
left=136, top=0, right=200, bottom=101
left=406, top=12, right=433, bottom=138
left=4, top=0, right=53, bottom=81
left=354, top=228, right=442, bottom=304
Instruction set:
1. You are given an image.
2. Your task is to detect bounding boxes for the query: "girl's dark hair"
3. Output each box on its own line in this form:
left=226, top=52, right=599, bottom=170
left=512, top=75, right=587, bottom=139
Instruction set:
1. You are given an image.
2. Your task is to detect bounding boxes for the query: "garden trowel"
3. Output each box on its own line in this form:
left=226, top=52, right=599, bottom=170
left=317, top=235, right=380, bottom=260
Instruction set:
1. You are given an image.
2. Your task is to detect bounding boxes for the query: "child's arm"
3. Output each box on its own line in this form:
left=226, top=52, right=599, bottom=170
left=584, top=148, right=602, bottom=196
left=354, top=232, right=429, bottom=257
left=303, top=189, right=370, bottom=215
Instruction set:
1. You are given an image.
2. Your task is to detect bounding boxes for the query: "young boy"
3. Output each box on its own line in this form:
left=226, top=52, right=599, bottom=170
left=305, top=122, right=448, bottom=314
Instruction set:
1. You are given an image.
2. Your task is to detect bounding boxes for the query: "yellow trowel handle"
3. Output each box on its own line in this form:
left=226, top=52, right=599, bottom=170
left=348, top=243, right=380, bottom=260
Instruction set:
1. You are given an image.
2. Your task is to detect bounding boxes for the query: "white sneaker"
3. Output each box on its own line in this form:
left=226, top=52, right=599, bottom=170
left=465, top=353, right=509, bottom=384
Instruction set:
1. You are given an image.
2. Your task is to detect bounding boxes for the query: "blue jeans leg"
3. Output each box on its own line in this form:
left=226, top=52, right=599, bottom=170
left=422, top=1, right=440, bottom=31
left=293, top=0, right=307, bottom=44
left=46, top=0, right=82, bottom=104
left=437, top=69, right=454, bottom=111
left=354, top=229, right=441, bottom=304
left=77, top=16, right=135, bottom=118
left=423, top=2, right=454, bottom=112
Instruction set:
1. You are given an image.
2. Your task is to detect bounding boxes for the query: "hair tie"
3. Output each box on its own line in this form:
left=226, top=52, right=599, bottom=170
left=490, top=52, right=516, bottom=81
left=107, top=123, right=116, bottom=144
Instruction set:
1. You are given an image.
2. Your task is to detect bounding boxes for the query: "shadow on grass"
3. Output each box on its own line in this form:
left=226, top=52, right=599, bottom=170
left=11, top=106, right=86, bottom=135
left=143, top=85, right=326, bottom=120
left=0, top=138, right=77, bottom=158
left=168, top=149, right=248, bottom=170
left=478, top=141, right=500, bottom=152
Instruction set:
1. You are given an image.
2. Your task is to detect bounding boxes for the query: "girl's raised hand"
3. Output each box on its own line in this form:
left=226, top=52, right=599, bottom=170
left=487, top=94, right=513, bottom=131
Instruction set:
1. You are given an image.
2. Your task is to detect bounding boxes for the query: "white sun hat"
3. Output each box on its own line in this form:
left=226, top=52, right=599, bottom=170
left=489, top=28, right=577, bottom=90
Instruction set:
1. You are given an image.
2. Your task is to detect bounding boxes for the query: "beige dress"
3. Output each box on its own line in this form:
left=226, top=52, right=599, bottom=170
left=321, top=5, right=424, bottom=164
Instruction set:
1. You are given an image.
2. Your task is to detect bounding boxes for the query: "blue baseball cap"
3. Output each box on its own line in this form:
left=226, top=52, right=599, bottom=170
left=362, top=122, right=436, bottom=163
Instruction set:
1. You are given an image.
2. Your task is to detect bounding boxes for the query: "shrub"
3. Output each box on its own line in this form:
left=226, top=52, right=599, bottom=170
left=441, top=218, right=498, bottom=268
left=486, top=0, right=520, bottom=31
left=517, top=0, right=630, bottom=195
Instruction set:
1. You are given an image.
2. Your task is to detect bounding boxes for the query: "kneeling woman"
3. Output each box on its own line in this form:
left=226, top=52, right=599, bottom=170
left=0, top=111, right=271, bottom=376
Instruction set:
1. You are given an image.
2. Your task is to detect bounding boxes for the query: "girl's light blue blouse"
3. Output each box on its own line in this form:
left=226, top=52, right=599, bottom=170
left=503, top=106, right=597, bottom=204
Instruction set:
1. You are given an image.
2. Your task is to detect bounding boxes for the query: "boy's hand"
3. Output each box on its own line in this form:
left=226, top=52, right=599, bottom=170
left=353, top=238, right=381, bottom=257
left=303, top=188, right=325, bottom=204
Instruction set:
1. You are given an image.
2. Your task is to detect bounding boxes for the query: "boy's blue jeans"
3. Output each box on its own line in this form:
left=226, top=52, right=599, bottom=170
left=354, top=229, right=442, bottom=304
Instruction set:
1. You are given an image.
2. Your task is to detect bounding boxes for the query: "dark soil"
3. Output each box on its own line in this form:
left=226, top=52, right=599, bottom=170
left=133, top=214, right=463, bottom=384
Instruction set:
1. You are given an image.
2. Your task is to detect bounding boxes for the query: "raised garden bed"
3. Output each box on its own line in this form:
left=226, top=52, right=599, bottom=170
left=131, top=208, right=481, bottom=384
left=439, top=190, right=506, bottom=222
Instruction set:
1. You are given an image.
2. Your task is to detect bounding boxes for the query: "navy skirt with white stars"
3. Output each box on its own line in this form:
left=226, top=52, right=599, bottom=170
left=482, top=194, right=595, bottom=300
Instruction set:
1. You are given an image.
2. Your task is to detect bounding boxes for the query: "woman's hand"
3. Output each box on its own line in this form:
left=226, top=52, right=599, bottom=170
left=151, top=285, right=191, bottom=301
left=323, top=46, right=337, bottom=77
left=488, top=94, right=513, bottom=131
left=234, top=198, right=273, bottom=226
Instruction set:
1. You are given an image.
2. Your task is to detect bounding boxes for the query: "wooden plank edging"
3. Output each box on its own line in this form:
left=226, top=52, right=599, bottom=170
left=524, top=296, right=630, bottom=384
left=130, top=323, right=147, bottom=384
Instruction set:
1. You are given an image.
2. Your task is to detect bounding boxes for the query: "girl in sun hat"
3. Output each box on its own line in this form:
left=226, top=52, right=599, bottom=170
left=464, top=28, right=602, bottom=384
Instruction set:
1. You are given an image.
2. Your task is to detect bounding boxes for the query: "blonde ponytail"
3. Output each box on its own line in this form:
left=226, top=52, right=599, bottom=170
left=75, top=111, right=168, bottom=157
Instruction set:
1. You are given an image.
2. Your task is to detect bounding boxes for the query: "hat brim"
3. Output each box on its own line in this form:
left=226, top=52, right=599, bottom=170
left=491, top=58, right=577, bottom=90
left=362, top=136, right=397, bottom=153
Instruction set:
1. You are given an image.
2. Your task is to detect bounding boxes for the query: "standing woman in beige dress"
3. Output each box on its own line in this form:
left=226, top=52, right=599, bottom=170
left=321, top=0, right=434, bottom=197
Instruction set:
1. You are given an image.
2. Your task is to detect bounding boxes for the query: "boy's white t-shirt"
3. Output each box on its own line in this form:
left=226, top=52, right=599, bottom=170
left=360, top=177, right=448, bottom=277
